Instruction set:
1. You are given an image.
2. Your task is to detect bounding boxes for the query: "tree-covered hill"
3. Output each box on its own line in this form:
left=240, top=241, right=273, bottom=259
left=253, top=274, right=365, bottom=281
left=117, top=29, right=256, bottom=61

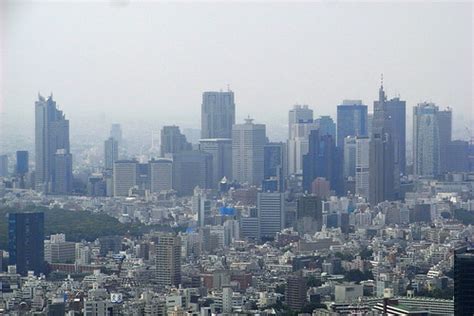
left=0, top=206, right=173, bottom=250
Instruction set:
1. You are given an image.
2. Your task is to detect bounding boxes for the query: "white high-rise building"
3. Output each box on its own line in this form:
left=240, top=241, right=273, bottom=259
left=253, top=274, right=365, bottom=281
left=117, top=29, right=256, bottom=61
left=288, top=104, right=313, bottom=139
left=343, top=136, right=357, bottom=179
left=149, top=159, right=173, bottom=193
left=287, top=121, right=318, bottom=175
left=113, top=160, right=137, bottom=196
left=355, top=137, right=370, bottom=199
left=232, top=118, right=266, bottom=186
left=413, top=103, right=440, bottom=177
left=258, top=192, right=285, bottom=240
left=192, top=187, right=212, bottom=227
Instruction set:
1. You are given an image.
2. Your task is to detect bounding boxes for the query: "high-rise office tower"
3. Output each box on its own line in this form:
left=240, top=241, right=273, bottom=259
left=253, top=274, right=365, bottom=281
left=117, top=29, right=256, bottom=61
left=52, top=149, right=73, bottom=194
left=35, top=94, right=71, bottom=193
left=232, top=118, right=266, bottom=186
left=296, top=195, right=322, bottom=234
left=302, top=130, right=336, bottom=192
left=343, top=136, right=357, bottom=179
left=384, top=96, right=406, bottom=174
left=413, top=102, right=440, bottom=177
left=258, top=192, right=285, bottom=240
left=336, top=100, right=368, bottom=148
left=314, top=115, right=336, bottom=138
left=201, top=91, right=235, bottom=139
left=369, top=83, right=398, bottom=205
left=110, top=123, right=123, bottom=144
left=136, top=163, right=150, bottom=192
left=0, top=154, right=8, bottom=177
left=454, top=247, right=474, bottom=316
left=199, top=138, right=232, bottom=187
left=16, top=151, right=29, bottom=175
left=355, top=137, right=370, bottom=199
left=113, top=160, right=138, bottom=196
left=172, top=150, right=213, bottom=196
left=264, top=142, right=286, bottom=192
left=104, top=137, right=119, bottom=170
left=160, top=126, right=192, bottom=157
left=288, top=104, right=313, bottom=139
left=369, top=125, right=394, bottom=205
left=8, top=212, right=44, bottom=276
left=287, top=121, right=318, bottom=175
left=437, top=108, right=452, bottom=174
left=149, top=158, right=173, bottom=193
left=155, top=234, right=181, bottom=288
left=447, top=140, right=470, bottom=172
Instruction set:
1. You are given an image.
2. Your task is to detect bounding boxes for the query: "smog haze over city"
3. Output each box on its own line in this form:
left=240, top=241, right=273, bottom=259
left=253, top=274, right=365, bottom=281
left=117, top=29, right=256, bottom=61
left=0, top=1, right=473, bottom=315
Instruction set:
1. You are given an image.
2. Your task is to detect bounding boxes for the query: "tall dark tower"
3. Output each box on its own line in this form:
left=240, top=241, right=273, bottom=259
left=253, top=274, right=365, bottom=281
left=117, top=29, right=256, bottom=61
left=454, top=247, right=474, bottom=315
left=369, top=77, right=399, bottom=205
left=302, top=130, right=336, bottom=192
left=8, top=212, right=45, bottom=276
left=35, top=93, right=71, bottom=193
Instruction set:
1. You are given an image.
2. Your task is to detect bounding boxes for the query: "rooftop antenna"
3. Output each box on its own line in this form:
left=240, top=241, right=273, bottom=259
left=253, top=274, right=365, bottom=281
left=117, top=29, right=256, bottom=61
left=381, top=73, right=384, bottom=88
left=227, top=84, right=231, bottom=92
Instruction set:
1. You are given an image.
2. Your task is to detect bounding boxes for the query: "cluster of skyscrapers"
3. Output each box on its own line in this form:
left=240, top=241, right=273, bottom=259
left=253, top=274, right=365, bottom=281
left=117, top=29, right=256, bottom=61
left=0, top=82, right=470, bottom=203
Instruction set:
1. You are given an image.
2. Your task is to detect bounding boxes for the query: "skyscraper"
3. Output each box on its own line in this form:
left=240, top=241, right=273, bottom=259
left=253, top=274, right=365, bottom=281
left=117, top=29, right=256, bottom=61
left=454, top=247, right=474, bottom=316
left=232, top=118, right=266, bottom=186
left=369, top=123, right=394, bottom=206
left=113, top=160, right=138, bottom=196
left=104, top=137, right=119, bottom=170
left=369, top=83, right=398, bottom=205
left=160, top=126, right=192, bottom=157
left=258, top=192, right=285, bottom=240
left=287, top=121, right=318, bottom=175
left=0, top=154, right=8, bottom=177
left=447, top=140, right=470, bottom=172
left=35, top=94, right=71, bottom=193
left=149, top=158, right=173, bottom=193
left=264, top=142, right=286, bottom=191
left=343, top=136, right=357, bottom=179
left=437, top=108, right=452, bottom=174
left=110, top=123, right=123, bottom=144
left=302, top=130, right=336, bottom=192
left=355, top=136, right=370, bottom=199
left=199, top=138, right=232, bottom=187
left=8, top=212, right=44, bottom=276
left=155, top=234, right=181, bottom=288
left=384, top=96, right=406, bottom=174
left=413, top=102, right=440, bottom=177
left=201, top=90, right=235, bottom=139
left=52, top=149, right=73, bottom=194
left=172, top=150, right=213, bottom=196
left=336, top=100, right=368, bottom=148
left=314, top=115, right=336, bottom=138
left=16, top=151, right=29, bottom=175
left=288, top=104, right=313, bottom=139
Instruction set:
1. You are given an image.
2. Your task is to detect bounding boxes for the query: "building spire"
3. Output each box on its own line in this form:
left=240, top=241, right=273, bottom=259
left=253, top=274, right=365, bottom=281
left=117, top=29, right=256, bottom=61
left=379, top=73, right=386, bottom=102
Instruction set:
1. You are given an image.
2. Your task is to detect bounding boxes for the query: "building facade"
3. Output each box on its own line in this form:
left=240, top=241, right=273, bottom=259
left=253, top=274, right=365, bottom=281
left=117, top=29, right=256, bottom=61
left=232, top=118, right=266, bottom=186
left=201, top=91, right=235, bottom=139
left=8, top=212, right=45, bottom=276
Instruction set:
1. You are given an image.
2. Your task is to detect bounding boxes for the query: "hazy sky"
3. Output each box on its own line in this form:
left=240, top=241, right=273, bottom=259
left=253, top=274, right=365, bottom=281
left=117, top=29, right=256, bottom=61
left=1, top=0, right=473, bottom=141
